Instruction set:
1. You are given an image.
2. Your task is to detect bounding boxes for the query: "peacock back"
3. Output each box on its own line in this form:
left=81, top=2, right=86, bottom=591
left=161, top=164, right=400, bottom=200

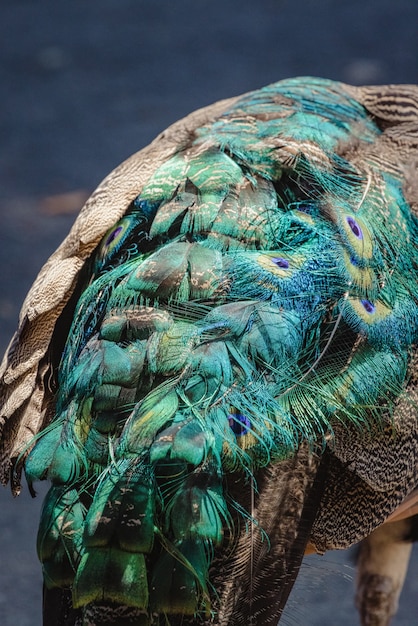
left=1, top=77, right=418, bottom=625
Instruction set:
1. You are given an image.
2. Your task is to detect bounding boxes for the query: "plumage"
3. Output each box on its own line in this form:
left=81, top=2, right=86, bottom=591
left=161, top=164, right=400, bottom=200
left=1, top=76, right=418, bottom=625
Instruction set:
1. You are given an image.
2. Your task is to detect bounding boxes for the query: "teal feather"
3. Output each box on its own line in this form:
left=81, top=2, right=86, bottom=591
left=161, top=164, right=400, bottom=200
left=73, top=548, right=149, bottom=609
left=37, top=486, right=85, bottom=589
left=150, top=537, right=210, bottom=616
left=1, top=76, right=417, bottom=625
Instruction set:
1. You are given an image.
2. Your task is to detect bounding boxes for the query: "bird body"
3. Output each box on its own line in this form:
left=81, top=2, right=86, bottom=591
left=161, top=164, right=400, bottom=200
left=1, top=77, right=418, bottom=625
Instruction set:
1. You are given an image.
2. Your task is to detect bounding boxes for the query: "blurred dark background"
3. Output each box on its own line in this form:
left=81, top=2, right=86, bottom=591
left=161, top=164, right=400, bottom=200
left=0, top=1, right=417, bottom=624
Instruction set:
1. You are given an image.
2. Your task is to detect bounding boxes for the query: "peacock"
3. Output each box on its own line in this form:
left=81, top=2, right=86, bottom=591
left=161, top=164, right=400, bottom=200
left=1, top=76, right=418, bottom=626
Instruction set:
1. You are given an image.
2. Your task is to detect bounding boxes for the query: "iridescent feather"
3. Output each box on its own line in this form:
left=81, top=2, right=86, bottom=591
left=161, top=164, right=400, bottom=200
left=1, top=77, right=418, bottom=626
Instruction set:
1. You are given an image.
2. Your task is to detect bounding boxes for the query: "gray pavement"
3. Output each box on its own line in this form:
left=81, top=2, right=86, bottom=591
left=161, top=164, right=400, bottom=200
left=0, top=1, right=417, bottom=624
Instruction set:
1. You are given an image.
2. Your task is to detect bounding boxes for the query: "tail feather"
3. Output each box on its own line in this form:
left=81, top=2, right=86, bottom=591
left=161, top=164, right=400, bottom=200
left=1, top=77, right=418, bottom=625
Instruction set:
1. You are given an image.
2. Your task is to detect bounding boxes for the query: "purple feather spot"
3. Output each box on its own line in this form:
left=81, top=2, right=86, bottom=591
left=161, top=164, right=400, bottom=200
left=361, top=299, right=376, bottom=314
left=298, top=203, right=313, bottom=214
left=228, top=413, right=251, bottom=436
left=346, top=216, right=363, bottom=239
left=271, top=257, right=289, bottom=269
left=105, top=225, right=123, bottom=247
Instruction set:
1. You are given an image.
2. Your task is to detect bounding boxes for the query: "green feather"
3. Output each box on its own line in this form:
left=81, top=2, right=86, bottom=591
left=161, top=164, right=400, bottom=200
left=14, top=76, right=418, bottom=623
left=150, top=538, right=209, bottom=615
left=73, top=548, right=149, bottom=609
left=37, top=486, right=84, bottom=588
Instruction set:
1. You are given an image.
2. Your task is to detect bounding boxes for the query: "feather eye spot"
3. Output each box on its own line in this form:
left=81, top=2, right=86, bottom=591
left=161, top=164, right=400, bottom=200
left=271, top=257, right=289, bottom=269
left=228, top=413, right=251, bottom=436
left=361, top=299, right=376, bottom=314
left=104, top=225, right=123, bottom=248
left=98, top=216, right=133, bottom=263
left=297, top=202, right=315, bottom=215
left=346, top=216, right=363, bottom=239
